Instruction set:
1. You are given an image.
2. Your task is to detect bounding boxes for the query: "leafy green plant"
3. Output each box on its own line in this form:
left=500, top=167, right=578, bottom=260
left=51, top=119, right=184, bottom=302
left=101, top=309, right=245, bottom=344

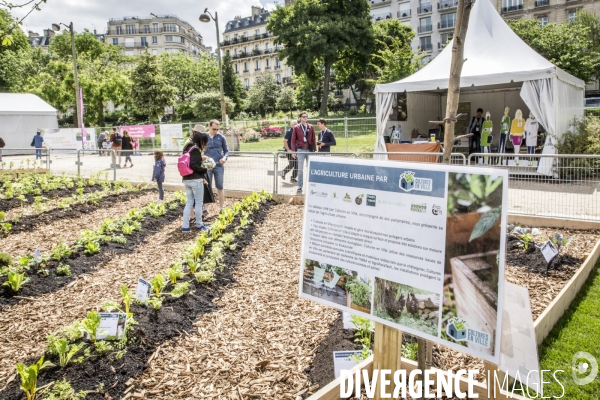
left=349, top=315, right=374, bottom=362
left=170, top=281, right=190, bottom=298
left=84, top=242, right=100, bottom=255
left=80, top=311, right=102, bottom=343
left=519, top=233, right=534, bottom=250
left=147, top=296, right=163, bottom=310
left=121, top=223, right=134, bottom=235
left=166, top=265, right=183, bottom=284
left=46, top=337, right=86, bottom=367
left=50, top=241, right=72, bottom=261
left=550, top=233, right=572, bottom=251
left=120, top=285, right=133, bottom=316
left=56, top=263, right=72, bottom=276
left=150, top=274, right=167, bottom=296
left=15, top=356, right=54, bottom=400
left=195, top=270, right=214, bottom=283
left=346, top=277, right=372, bottom=309
left=94, top=341, right=114, bottom=356
left=3, top=271, right=30, bottom=292
left=401, top=342, right=418, bottom=361
left=60, top=321, right=83, bottom=342
left=41, top=379, right=88, bottom=400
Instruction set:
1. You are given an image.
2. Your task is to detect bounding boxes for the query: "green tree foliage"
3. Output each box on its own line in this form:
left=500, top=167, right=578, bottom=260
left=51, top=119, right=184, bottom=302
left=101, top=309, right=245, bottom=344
left=222, top=53, right=245, bottom=116
left=268, top=0, right=374, bottom=116
left=245, top=75, right=281, bottom=117
left=294, top=73, right=323, bottom=112
left=192, top=91, right=234, bottom=122
left=276, top=85, right=297, bottom=113
left=0, top=8, right=30, bottom=91
left=130, top=51, right=176, bottom=122
left=508, top=14, right=600, bottom=83
left=159, top=52, right=219, bottom=103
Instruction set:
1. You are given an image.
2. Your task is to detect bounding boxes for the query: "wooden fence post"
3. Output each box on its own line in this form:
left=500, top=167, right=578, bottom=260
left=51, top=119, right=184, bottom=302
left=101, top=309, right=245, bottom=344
left=373, top=322, right=403, bottom=400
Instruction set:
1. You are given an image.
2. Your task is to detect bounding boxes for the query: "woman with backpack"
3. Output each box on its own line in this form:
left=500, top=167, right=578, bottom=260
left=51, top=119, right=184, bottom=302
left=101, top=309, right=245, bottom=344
left=180, top=131, right=210, bottom=233
left=121, top=130, right=134, bottom=167
left=110, top=128, right=123, bottom=168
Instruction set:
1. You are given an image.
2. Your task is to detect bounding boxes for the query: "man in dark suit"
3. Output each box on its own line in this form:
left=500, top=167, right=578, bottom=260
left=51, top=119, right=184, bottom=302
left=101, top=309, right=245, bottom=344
left=467, top=108, right=484, bottom=155
left=316, top=118, right=336, bottom=153
left=281, top=119, right=298, bottom=182
left=291, top=111, right=316, bottom=194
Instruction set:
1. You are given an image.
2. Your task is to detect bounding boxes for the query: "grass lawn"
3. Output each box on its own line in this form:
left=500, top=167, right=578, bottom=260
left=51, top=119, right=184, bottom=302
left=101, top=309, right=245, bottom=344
left=530, top=262, right=600, bottom=398
left=239, top=133, right=377, bottom=154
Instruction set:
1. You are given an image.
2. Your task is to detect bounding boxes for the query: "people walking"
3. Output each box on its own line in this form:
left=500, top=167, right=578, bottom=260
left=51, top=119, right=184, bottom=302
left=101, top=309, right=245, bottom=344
left=467, top=108, right=484, bottom=155
left=31, top=130, right=44, bottom=159
left=152, top=150, right=166, bottom=202
left=110, top=127, right=122, bottom=168
left=316, top=118, right=336, bottom=153
left=121, top=130, right=134, bottom=167
left=181, top=132, right=210, bottom=233
left=204, top=120, right=229, bottom=211
left=281, top=120, right=298, bottom=182
left=291, top=111, right=316, bottom=194
left=97, top=130, right=107, bottom=156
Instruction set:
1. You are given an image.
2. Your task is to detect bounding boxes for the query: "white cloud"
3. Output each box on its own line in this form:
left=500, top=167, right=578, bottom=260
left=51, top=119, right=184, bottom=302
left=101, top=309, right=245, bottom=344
left=10, top=0, right=273, bottom=50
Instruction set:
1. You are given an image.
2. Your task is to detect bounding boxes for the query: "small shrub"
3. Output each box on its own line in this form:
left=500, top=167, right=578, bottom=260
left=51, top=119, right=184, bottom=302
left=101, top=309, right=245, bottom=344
left=56, top=264, right=72, bottom=276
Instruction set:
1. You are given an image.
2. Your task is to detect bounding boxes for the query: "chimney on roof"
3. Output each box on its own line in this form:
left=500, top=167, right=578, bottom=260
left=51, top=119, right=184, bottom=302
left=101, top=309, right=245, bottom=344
left=43, top=28, right=55, bottom=37
left=28, top=30, right=40, bottom=38
left=251, top=6, right=263, bottom=16
left=234, top=15, right=241, bottom=20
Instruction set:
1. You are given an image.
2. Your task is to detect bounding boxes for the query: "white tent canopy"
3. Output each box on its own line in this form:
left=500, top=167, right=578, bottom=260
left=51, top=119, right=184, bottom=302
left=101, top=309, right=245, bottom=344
left=0, top=93, right=58, bottom=149
left=374, top=0, right=584, bottom=173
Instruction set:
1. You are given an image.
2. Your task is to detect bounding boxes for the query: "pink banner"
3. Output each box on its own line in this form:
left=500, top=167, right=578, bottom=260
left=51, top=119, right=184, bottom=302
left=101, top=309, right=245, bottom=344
left=120, top=125, right=156, bottom=139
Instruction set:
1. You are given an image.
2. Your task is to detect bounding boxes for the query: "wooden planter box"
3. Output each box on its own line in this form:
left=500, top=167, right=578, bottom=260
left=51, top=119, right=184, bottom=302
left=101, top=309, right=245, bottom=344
left=346, top=291, right=371, bottom=314
left=450, top=250, right=499, bottom=358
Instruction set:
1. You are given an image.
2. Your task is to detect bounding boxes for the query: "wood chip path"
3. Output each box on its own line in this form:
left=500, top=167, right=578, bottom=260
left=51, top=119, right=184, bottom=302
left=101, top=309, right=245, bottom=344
left=131, top=204, right=338, bottom=399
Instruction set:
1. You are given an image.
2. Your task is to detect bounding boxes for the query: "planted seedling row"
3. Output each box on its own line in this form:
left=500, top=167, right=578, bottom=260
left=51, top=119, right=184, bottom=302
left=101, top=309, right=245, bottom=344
left=0, top=180, right=151, bottom=237
left=0, top=172, right=114, bottom=213
left=0, top=191, right=274, bottom=400
left=0, top=192, right=188, bottom=306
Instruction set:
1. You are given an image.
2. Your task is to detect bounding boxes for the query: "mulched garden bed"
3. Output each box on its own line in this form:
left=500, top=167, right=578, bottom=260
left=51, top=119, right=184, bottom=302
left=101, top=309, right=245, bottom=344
left=0, top=199, right=180, bottom=307
left=0, top=188, right=153, bottom=238
left=0, top=184, right=108, bottom=213
left=0, top=201, right=274, bottom=400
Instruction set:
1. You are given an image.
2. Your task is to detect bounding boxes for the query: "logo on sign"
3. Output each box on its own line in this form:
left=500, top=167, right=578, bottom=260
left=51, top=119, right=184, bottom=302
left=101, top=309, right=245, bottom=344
left=355, top=194, right=364, bottom=205
left=399, top=171, right=433, bottom=192
left=410, top=203, right=427, bottom=213
left=366, top=194, right=376, bottom=207
left=310, top=190, right=327, bottom=198
left=343, top=193, right=351, bottom=202
left=432, top=204, right=443, bottom=216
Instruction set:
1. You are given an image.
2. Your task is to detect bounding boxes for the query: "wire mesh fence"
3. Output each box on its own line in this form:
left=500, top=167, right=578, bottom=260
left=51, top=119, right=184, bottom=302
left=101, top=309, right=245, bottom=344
left=358, top=152, right=467, bottom=165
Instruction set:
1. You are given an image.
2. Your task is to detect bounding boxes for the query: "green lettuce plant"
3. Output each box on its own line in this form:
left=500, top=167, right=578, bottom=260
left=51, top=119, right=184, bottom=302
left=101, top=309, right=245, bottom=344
left=15, top=356, right=54, bottom=400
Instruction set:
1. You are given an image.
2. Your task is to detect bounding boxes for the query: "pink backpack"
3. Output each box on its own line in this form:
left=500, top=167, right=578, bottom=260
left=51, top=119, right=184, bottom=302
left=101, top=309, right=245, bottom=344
left=177, top=146, right=196, bottom=176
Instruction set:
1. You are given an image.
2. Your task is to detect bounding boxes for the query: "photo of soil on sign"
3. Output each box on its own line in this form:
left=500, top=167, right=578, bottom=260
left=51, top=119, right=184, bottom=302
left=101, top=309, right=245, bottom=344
left=442, top=172, right=504, bottom=356
left=302, top=260, right=372, bottom=310
left=373, top=278, right=440, bottom=336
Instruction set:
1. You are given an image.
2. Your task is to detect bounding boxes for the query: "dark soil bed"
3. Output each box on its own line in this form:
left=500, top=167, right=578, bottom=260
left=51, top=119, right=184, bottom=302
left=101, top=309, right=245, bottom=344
left=0, top=198, right=179, bottom=307
left=0, top=184, right=107, bottom=213
left=1, top=188, right=153, bottom=238
left=0, top=201, right=274, bottom=400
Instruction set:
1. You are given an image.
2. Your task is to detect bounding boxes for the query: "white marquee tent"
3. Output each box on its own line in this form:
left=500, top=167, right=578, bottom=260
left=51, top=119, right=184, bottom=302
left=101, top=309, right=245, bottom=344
left=0, top=93, right=58, bottom=149
left=374, top=0, right=584, bottom=173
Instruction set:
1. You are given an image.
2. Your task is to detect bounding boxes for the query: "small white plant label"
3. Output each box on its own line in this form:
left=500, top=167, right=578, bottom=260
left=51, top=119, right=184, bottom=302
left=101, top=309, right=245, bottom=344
left=97, top=312, right=126, bottom=341
left=135, top=278, right=151, bottom=302
left=333, top=351, right=362, bottom=378
left=540, top=240, right=559, bottom=263
left=33, top=248, right=42, bottom=263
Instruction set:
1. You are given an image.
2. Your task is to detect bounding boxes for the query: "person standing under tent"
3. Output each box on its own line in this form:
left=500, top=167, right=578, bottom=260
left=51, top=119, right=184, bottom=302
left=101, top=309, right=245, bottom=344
left=466, top=108, right=484, bottom=155
left=291, top=111, right=316, bottom=194
left=316, top=118, right=336, bottom=153
left=31, top=130, right=44, bottom=160
left=281, top=120, right=298, bottom=182
left=204, top=120, right=229, bottom=212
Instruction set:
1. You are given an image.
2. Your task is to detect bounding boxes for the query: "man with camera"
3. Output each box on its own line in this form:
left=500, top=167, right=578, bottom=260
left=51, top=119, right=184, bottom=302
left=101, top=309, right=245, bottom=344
left=291, top=111, right=316, bottom=194
left=316, top=118, right=336, bottom=153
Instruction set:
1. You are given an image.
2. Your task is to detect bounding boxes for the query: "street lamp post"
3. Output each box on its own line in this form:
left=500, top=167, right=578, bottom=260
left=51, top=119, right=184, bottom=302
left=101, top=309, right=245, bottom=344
left=52, top=22, right=80, bottom=128
left=200, top=8, right=226, bottom=127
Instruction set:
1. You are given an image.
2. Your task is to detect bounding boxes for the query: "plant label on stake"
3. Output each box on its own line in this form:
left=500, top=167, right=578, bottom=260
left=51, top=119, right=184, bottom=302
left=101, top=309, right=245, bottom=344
left=33, top=248, right=42, bottom=263
left=333, top=351, right=362, bottom=378
left=97, top=312, right=126, bottom=341
left=135, top=278, right=151, bottom=302
left=540, top=240, right=559, bottom=263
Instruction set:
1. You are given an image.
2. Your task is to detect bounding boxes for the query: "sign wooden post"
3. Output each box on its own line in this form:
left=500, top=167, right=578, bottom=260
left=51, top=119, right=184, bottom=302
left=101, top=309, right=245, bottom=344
left=373, top=322, right=403, bottom=400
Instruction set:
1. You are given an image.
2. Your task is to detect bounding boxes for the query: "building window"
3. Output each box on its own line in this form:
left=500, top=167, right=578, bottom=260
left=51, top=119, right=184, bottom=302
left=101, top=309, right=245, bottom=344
left=568, top=11, right=576, bottom=24
left=116, top=26, right=122, bottom=35
left=440, top=12, right=456, bottom=29
left=276, top=74, right=281, bottom=84
left=538, top=16, right=548, bottom=26
left=234, top=49, right=238, bottom=56
left=141, top=37, right=147, bottom=46
left=152, top=49, right=158, bottom=55
left=244, top=62, right=248, bottom=72
left=441, top=32, right=452, bottom=46
left=420, top=36, right=432, bottom=51
left=243, top=46, right=247, bottom=53
left=234, top=33, right=238, bottom=40
left=255, top=60, right=260, bottom=71
left=244, top=78, right=249, bottom=88
left=165, top=36, right=183, bottom=43
left=112, top=38, right=118, bottom=45
left=419, top=17, right=432, bottom=33
left=265, top=42, right=270, bottom=50
left=126, top=25, right=135, bottom=34
left=144, top=25, right=150, bottom=33
left=226, top=35, right=230, bottom=41
left=255, top=29, right=260, bottom=37
left=235, top=64, right=238, bottom=73
left=163, top=23, right=178, bottom=32
left=152, top=23, right=159, bottom=33
left=502, top=0, right=523, bottom=12
left=152, top=36, right=157, bottom=44
left=266, top=59, right=270, bottom=68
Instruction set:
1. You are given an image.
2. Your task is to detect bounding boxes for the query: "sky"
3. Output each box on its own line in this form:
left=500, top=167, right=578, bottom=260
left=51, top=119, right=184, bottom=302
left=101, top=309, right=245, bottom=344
left=10, top=0, right=278, bottom=49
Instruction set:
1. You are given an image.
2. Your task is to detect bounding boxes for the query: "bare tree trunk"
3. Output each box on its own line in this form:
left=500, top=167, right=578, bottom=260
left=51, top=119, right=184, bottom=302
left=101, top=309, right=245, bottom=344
left=442, top=0, right=473, bottom=164
left=320, top=60, right=331, bottom=116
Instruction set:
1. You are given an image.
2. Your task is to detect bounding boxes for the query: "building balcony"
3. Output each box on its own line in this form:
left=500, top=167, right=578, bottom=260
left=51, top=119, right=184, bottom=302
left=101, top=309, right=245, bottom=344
left=534, top=0, right=549, bottom=6
left=123, top=42, right=151, bottom=48
left=243, top=69, right=249, bottom=73
left=369, top=0, right=392, bottom=7
left=438, top=21, right=455, bottom=30
left=255, top=68, right=261, bottom=71
left=252, top=49, right=262, bottom=56
left=438, top=0, right=458, bottom=9
left=283, top=77, right=293, bottom=84
left=274, top=46, right=282, bottom=51
left=501, top=4, right=523, bottom=13
left=418, top=25, right=433, bottom=33
left=418, top=43, right=433, bottom=51
left=397, top=10, right=412, bottom=18
left=223, top=33, right=271, bottom=47
left=265, top=66, right=271, bottom=70
left=274, top=65, right=282, bottom=70
left=417, top=4, right=433, bottom=14
left=372, top=12, right=392, bottom=22
left=264, top=49, right=272, bottom=54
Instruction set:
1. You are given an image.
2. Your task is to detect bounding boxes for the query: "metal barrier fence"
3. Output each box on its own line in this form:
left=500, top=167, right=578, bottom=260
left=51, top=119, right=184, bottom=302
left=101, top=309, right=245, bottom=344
left=468, top=153, right=600, bottom=221
left=3, top=148, right=599, bottom=221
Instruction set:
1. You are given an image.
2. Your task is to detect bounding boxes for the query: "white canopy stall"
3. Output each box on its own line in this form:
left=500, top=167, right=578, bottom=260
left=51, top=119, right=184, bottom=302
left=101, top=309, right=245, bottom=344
left=0, top=93, right=58, bottom=148
left=374, top=0, right=584, bottom=174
